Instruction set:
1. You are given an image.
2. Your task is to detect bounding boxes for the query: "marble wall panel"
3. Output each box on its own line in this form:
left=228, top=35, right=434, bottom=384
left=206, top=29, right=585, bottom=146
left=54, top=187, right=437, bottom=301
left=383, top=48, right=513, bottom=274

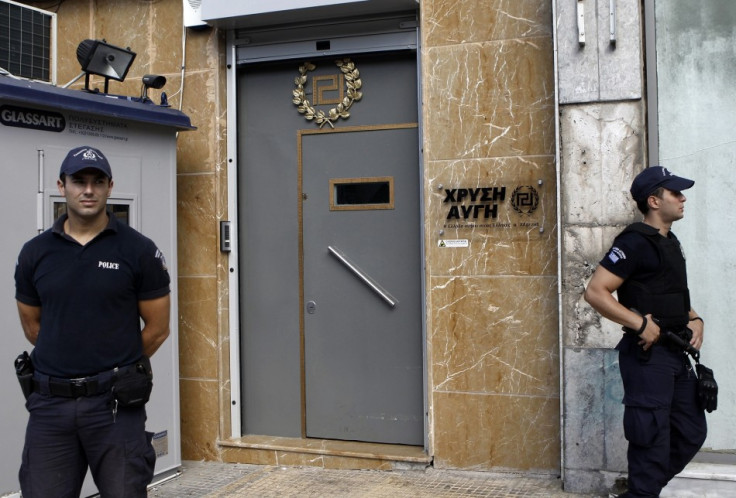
left=53, top=1, right=92, bottom=85
left=422, top=0, right=559, bottom=474
left=554, top=0, right=598, bottom=104
left=433, top=391, right=559, bottom=470
left=556, top=0, right=642, bottom=104
left=602, top=349, right=626, bottom=469
left=563, top=469, right=608, bottom=495
left=563, top=348, right=606, bottom=470
left=423, top=0, right=552, bottom=46
left=430, top=275, right=559, bottom=396
left=562, top=225, right=627, bottom=349
left=178, top=275, right=219, bottom=379
left=180, top=378, right=221, bottom=460
left=183, top=27, right=225, bottom=73
left=423, top=37, right=555, bottom=161
left=148, top=0, right=187, bottom=75
left=177, top=70, right=220, bottom=175
left=177, top=173, right=218, bottom=275
left=94, top=1, right=152, bottom=79
left=559, top=102, right=645, bottom=226
left=561, top=348, right=625, bottom=479
left=597, top=0, right=642, bottom=102
left=426, top=156, right=557, bottom=276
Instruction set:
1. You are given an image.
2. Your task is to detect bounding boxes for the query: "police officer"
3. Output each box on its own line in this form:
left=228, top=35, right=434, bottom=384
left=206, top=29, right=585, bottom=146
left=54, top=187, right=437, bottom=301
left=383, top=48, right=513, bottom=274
left=584, top=166, right=707, bottom=497
left=14, top=146, right=171, bottom=497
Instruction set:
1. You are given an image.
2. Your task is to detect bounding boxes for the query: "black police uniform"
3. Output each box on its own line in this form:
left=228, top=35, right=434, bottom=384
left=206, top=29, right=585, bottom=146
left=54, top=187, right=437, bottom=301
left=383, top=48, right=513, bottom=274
left=14, top=212, right=170, bottom=498
left=601, top=222, right=707, bottom=497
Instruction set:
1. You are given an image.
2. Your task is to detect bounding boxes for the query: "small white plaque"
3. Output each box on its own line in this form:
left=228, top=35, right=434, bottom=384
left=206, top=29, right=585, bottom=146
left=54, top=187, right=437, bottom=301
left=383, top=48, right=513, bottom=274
left=438, top=239, right=469, bottom=248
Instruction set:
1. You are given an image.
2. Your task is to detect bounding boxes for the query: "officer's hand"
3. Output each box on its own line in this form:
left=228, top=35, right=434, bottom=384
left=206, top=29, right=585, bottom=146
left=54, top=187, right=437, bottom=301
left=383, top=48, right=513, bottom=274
left=688, top=319, right=704, bottom=350
left=638, top=313, right=660, bottom=351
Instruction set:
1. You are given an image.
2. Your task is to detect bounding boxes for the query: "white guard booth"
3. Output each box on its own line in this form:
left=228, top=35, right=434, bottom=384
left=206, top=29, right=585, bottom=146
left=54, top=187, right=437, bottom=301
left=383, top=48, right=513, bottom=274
left=0, top=74, right=193, bottom=497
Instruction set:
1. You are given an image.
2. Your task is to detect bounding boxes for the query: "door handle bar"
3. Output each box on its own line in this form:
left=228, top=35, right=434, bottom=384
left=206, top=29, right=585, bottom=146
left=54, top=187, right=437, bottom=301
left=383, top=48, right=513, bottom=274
left=327, top=246, right=397, bottom=308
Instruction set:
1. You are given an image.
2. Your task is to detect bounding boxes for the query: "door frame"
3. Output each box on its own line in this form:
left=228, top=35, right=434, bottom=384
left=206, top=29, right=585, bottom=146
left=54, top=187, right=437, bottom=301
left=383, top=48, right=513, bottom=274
left=225, top=18, right=427, bottom=446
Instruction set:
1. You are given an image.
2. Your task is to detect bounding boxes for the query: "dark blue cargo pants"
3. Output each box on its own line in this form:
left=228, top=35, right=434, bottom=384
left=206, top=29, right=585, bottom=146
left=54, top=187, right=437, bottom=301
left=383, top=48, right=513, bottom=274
left=617, top=334, right=707, bottom=497
left=19, top=375, right=155, bottom=498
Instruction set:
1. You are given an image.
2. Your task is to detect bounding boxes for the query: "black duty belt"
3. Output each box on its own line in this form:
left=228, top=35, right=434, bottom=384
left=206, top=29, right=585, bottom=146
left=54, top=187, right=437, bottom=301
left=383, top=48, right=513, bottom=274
left=33, top=363, right=136, bottom=398
left=34, top=377, right=106, bottom=397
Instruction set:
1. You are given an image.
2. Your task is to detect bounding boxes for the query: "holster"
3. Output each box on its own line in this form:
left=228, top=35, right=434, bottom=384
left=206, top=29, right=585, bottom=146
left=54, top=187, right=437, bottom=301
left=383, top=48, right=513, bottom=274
left=661, top=327, right=694, bottom=353
left=111, top=355, right=153, bottom=408
left=14, top=351, right=34, bottom=400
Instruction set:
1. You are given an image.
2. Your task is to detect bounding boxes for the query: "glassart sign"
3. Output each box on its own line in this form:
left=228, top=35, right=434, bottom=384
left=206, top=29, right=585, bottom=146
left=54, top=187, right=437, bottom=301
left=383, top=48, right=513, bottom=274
left=0, top=104, right=65, bottom=132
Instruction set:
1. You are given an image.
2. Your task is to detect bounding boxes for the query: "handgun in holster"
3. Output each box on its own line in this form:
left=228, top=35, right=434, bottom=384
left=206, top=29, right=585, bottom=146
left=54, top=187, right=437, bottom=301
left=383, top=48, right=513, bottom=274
left=14, top=351, right=34, bottom=400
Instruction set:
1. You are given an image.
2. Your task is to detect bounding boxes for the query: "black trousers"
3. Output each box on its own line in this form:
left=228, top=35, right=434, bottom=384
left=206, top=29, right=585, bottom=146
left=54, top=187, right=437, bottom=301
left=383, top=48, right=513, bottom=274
left=616, top=335, right=707, bottom=497
left=19, top=388, right=155, bottom=498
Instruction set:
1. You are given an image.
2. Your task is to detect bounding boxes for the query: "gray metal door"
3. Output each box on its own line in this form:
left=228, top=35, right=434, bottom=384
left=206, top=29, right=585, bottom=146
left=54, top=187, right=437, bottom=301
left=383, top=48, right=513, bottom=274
left=301, top=124, right=423, bottom=444
left=238, top=53, right=422, bottom=444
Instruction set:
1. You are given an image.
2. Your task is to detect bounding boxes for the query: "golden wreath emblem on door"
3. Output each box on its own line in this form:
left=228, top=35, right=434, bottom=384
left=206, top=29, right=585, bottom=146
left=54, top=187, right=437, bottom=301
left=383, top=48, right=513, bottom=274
left=292, top=59, right=363, bottom=128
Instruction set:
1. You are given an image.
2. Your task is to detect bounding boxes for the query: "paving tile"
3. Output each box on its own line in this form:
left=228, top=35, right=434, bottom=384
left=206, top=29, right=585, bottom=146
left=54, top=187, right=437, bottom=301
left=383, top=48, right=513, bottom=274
left=148, top=461, right=600, bottom=497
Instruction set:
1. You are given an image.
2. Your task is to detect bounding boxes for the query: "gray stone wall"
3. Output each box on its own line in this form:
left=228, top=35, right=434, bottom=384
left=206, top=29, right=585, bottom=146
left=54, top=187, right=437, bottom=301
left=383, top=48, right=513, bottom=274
left=556, top=0, right=647, bottom=493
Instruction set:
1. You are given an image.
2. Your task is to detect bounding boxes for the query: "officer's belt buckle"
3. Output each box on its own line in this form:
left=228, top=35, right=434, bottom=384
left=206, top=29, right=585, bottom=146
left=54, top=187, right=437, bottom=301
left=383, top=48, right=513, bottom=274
left=52, top=376, right=100, bottom=397
left=69, top=377, right=88, bottom=397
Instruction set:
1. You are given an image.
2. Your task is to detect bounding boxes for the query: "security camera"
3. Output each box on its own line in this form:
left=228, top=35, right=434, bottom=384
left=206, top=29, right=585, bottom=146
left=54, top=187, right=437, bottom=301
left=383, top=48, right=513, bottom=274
left=142, top=74, right=166, bottom=89
left=140, top=74, right=167, bottom=102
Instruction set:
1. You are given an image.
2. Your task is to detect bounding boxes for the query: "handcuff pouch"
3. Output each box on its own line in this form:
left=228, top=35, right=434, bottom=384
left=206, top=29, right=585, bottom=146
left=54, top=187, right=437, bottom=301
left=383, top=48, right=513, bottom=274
left=112, top=356, right=153, bottom=408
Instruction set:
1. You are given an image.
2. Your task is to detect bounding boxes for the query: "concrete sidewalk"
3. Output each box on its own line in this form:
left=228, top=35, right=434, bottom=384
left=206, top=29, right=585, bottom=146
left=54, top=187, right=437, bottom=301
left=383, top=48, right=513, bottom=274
left=147, top=461, right=601, bottom=497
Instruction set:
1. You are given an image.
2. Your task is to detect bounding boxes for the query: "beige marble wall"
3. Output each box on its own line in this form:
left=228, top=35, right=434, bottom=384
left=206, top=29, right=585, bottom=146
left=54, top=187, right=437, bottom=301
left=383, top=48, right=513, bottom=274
left=174, top=24, right=229, bottom=464
left=421, top=0, right=560, bottom=471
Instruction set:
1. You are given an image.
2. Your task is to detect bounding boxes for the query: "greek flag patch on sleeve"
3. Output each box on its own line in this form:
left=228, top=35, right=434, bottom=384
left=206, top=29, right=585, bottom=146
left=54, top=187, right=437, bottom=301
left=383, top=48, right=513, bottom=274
left=607, top=247, right=626, bottom=264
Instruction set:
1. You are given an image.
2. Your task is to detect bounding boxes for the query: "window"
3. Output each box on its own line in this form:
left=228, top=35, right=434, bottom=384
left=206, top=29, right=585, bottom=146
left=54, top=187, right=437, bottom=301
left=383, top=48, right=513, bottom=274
left=0, top=0, right=56, bottom=82
left=329, top=177, right=394, bottom=211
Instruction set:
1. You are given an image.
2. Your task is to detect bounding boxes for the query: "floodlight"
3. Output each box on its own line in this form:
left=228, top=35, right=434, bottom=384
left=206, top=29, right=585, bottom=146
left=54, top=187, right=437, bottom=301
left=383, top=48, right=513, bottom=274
left=76, top=39, right=136, bottom=93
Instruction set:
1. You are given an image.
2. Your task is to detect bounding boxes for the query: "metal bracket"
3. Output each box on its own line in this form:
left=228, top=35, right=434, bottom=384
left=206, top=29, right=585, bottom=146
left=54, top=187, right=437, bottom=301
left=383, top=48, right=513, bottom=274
left=577, top=0, right=586, bottom=47
left=610, top=0, right=617, bottom=46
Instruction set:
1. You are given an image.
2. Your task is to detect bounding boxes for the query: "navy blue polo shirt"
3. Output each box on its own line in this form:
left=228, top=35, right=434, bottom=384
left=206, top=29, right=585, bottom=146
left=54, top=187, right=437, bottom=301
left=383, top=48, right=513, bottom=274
left=15, top=213, right=170, bottom=378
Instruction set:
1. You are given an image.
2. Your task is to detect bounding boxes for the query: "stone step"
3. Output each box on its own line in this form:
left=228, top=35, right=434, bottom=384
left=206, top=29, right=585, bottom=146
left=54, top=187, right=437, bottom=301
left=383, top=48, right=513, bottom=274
left=661, top=463, right=736, bottom=497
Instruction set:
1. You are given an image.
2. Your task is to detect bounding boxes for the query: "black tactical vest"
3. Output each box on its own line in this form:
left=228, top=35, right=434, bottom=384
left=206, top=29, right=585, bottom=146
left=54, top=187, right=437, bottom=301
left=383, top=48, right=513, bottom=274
left=616, top=222, right=691, bottom=330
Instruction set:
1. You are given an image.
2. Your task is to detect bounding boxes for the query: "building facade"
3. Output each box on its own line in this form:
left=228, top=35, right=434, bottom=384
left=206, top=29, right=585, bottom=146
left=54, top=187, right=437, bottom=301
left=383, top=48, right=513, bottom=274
left=7, top=0, right=735, bottom=495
